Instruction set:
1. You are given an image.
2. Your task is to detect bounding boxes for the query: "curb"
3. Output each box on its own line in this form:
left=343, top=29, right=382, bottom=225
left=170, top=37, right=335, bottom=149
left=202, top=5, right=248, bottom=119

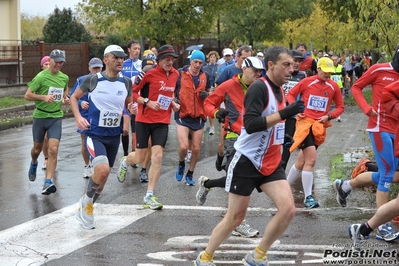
left=0, top=103, right=35, bottom=114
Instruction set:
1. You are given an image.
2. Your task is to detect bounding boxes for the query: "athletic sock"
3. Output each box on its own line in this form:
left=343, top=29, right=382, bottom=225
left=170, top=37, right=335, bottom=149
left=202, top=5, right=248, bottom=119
left=141, top=167, right=146, bottom=173
left=145, top=191, right=153, bottom=200
left=254, top=246, right=267, bottom=259
left=286, top=164, right=302, bottom=185
left=360, top=222, right=373, bottom=237
left=186, top=170, right=194, bottom=176
left=302, top=170, right=314, bottom=197
left=342, top=180, right=353, bottom=193
left=179, top=160, right=185, bottom=166
left=204, top=176, right=226, bottom=189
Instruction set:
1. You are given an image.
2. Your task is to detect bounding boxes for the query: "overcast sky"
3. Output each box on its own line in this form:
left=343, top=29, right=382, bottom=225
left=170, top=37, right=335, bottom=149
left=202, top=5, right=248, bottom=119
left=20, top=0, right=82, bottom=16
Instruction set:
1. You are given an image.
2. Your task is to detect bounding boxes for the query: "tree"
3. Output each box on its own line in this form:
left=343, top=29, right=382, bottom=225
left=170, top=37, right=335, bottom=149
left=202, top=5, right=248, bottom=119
left=42, top=8, right=91, bottom=43
left=78, top=0, right=240, bottom=46
left=219, top=0, right=314, bottom=47
left=21, top=13, right=48, bottom=41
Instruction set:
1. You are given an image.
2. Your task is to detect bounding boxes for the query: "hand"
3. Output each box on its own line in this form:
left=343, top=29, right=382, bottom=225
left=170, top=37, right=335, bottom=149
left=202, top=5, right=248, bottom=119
left=44, top=94, right=55, bottom=103
left=62, top=97, right=70, bottom=105
left=284, top=134, right=294, bottom=149
left=128, top=102, right=138, bottom=115
left=278, top=100, right=305, bottom=120
left=199, top=90, right=209, bottom=100
left=76, top=116, right=90, bottom=131
left=171, top=100, right=180, bottom=112
left=173, top=98, right=180, bottom=105
left=215, top=108, right=228, bottom=123
left=81, top=101, right=89, bottom=110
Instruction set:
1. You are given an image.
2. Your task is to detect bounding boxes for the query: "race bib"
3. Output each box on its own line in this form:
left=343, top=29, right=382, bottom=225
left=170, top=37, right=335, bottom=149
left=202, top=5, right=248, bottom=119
left=331, top=75, right=341, bottom=82
left=48, top=87, right=63, bottom=102
left=273, top=122, right=285, bottom=145
left=307, top=94, right=328, bottom=112
left=157, top=94, right=173, bottom=110
left=282, top=80, right=298, bottom=94
left=99, top=110, right=122, bottom=127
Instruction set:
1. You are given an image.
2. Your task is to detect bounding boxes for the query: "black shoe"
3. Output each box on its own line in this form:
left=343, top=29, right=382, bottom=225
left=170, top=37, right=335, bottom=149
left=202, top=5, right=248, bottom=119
left=215, top=154, right=224, bottom=171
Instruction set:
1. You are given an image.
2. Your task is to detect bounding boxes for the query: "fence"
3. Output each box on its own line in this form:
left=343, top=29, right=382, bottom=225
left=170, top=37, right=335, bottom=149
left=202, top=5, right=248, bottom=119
left=0, top=40, right=90, bottom=89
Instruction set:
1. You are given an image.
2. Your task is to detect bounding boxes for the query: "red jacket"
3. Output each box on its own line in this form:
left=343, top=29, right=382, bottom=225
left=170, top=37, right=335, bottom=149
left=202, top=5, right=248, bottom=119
left=177, top=69, right=208, bottom=120
left=204, top=74, right=245, bottom=135
left=381, top=80, right=399, bottom=157
left=133, top=64, right=179, bottom=124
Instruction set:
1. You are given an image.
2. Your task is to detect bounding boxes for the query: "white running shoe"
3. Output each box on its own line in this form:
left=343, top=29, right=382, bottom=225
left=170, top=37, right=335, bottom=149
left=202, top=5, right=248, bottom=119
left=185, top=150, right=192, bottom=163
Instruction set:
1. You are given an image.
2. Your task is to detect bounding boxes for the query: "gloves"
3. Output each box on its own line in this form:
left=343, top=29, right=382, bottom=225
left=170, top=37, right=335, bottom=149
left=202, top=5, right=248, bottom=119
left=199, top=90, right=209, bottom=100
left=283, top=134, right=294, bottom=149
left=278, top=100, right=305, bottom=120
left=215, top=108, right=228, bottom=123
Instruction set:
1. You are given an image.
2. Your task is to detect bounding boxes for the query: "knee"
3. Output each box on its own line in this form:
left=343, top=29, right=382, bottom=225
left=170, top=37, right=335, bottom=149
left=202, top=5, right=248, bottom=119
left=151, top=152, right=163, bottom=165
left=48, top=145, right=59, bottom=156
left=95, top=164, right=110, bottom=179
left=191, top=146, right=201, bottom=155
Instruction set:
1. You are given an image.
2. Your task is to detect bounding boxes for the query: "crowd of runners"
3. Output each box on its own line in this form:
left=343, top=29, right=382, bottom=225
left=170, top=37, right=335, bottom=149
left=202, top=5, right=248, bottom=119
left=23, top=40, right=399, bottom=265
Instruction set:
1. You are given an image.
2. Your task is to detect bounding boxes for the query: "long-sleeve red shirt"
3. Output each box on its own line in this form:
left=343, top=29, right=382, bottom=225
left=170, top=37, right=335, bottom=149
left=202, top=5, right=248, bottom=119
left=287, top=75, right=344, bottom=119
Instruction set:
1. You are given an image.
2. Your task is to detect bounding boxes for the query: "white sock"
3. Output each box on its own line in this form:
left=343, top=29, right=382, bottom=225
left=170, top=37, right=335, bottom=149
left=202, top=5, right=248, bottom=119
left=286, top=165, right=302, bottom=185
left=83, top=194, right=93, bottom=202
left=302, top=171, right=314, bottom=197
left=145, top=191, right=153, bottom=200
left=342, top=180, right=352, bottom=193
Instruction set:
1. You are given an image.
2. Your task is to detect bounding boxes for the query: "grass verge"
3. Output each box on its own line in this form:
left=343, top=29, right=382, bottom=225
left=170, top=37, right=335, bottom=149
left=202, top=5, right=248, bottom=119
left=0, top=96, right=29, bottom=109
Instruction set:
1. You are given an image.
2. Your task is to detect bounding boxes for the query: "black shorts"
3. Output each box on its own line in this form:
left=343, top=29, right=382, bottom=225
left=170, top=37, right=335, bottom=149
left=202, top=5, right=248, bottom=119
left=135, top=122, right=169, bottom=148
left=225, top=150, right=286, bottom=196
left=299, top=128, right=319, bottom=150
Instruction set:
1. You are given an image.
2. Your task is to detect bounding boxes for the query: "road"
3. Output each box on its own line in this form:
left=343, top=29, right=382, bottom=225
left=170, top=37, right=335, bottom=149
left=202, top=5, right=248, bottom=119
left=0, top=107, right=397, bottom=266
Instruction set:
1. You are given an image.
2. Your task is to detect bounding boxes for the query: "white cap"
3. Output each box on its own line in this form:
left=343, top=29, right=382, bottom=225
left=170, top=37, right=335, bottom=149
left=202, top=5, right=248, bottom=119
left=104, top=45, right=127, bottom=57
left=257, top=52, right=264, bottom=57
left=223, top=48, right=234, bottom=56
left=242, top=57, right=265, bottom=70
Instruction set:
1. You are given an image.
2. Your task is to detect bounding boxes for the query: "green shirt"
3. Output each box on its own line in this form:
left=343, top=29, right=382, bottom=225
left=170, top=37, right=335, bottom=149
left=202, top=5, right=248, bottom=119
left=27, top=69, right=69, bottom=118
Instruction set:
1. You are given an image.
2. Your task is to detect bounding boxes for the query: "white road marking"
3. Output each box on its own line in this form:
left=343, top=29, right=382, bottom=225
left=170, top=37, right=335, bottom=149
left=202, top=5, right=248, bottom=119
left=0, top=204, right=153, bottom=266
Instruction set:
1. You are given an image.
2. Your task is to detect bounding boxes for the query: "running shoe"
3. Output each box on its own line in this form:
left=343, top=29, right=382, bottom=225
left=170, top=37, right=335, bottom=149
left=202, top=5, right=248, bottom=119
left=194, top=251, right=215, bottom=266
left=117, top=156, right=128, bottom=183
left=143, top=195, right=163, bottom=210
left=131, top=164, right=139, bottom=168
left=175, top=163, right=185, bottom=181
left=185, top=150, right=192, bottom=163
left=376, top=223, right=399, bottom=242
left=41, top=179, right=57, bottom=195
left=232, top=220, right=259, bottom=238
left=348, top=223, right=367, bottom=250
left=185, top=173, right=195, bottom=186
left=28, top=162, right=38, bottom=182
left=215, top=154, right=224, bottom=172
left=337, top=116, right=341, bottom=122
left=42, top=159, right=47, bottom=170
left=196, top=176, right=210, bottom=205
left=75, top=196, right=94, bottom=229
left=332, top=179, right=351, bottom=207
left=83, top=165, right=92, bottom=179
left=139, top=170, right=148, bottom=183
left=304, top=195, right=319, bottom=209
left=242, top=251, right=269, bottom=266
left=351, top=158, right=370, bottom=179
left=209, top=126, right=215, bottom=135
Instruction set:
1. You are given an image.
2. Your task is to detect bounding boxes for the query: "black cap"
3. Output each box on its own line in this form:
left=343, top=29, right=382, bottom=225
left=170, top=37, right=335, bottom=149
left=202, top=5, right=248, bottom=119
left=157, top=45, right=178, bottom=61
left=291, top=50, right=304, bottom=59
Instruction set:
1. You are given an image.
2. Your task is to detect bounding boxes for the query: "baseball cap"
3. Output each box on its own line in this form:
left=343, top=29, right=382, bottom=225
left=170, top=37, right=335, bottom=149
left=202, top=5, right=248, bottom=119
left=190, top=50, right=205, bottom=62
left=50, top=49, right=66, bottom=62
left=257, top=52, right=264, bottom=57
left=157, top=45, right=178, bottom=60
left=317, top=57, right=334, bottom=73
left=291, top=50, right=304, bottom=59
left=242, top=57, right=265, bottom=70
left=88, top=57, right=103, bottom=68
left=40, top=56, right=50, bottom=67
left=104, top=45, right=127, bottom=57
left=143, top=49, right=153, bottom=57
left=142, top=58, right=155, bottom=69
left=223, top=48, right=234, bottom=56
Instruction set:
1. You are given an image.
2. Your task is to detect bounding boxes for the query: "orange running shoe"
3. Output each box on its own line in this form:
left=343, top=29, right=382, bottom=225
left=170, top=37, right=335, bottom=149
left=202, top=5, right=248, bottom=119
left=351, top=158, right=371, bottom=179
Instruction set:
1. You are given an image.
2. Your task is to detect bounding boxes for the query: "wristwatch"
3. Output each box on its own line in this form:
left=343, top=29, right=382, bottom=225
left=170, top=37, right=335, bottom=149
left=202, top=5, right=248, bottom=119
left=143, top=98, right=149, bottom=106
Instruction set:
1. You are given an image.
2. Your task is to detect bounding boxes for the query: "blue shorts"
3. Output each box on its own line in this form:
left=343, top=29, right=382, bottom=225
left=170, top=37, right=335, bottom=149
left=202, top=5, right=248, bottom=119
left=85, top=134, right=120, bottom=167
left=369, top=132, right=399, bottom=192
left=32, top=118, right=62, bottom=142
left=175, top=116, right=205, bottom=131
